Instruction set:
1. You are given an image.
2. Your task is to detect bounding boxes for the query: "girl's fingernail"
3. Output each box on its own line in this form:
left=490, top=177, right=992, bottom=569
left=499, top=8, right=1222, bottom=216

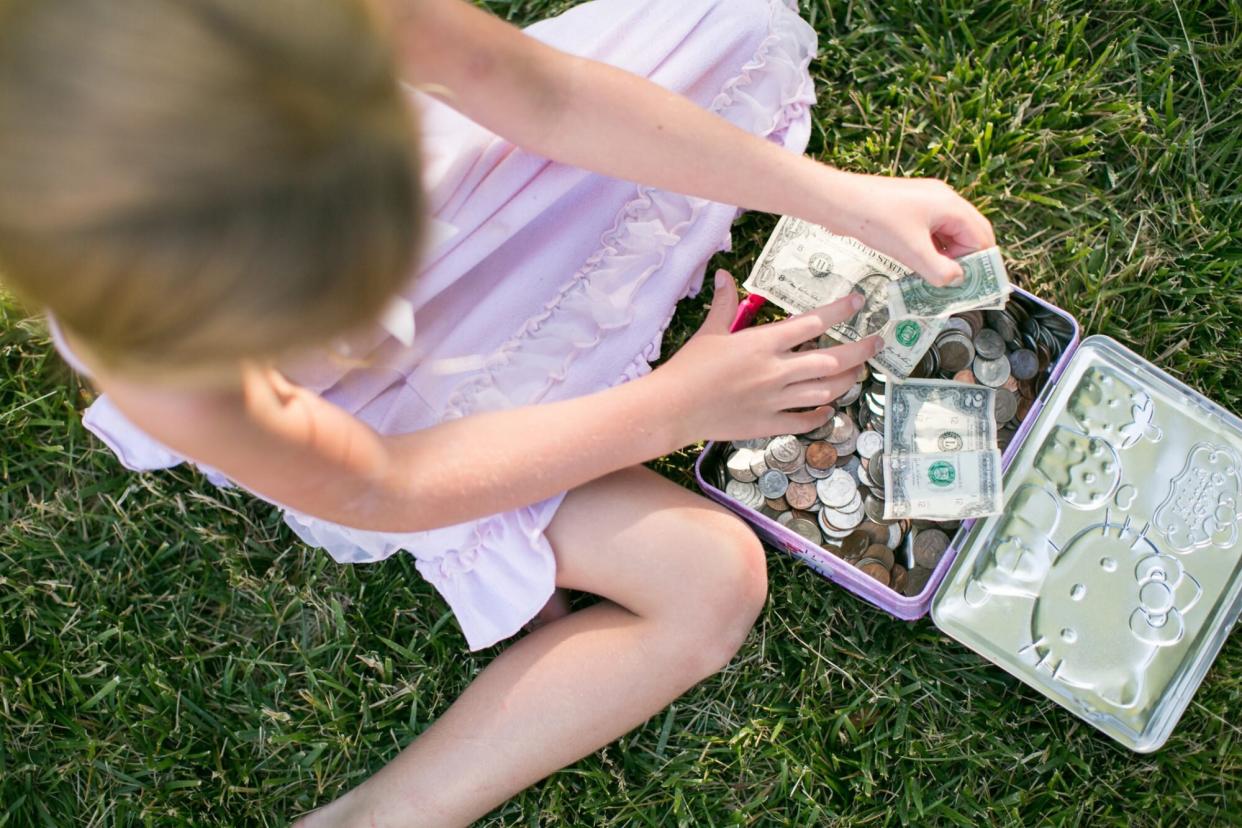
left=715, top=269, right=729, bottom=287
left=850, top=293, right=865, bottom=311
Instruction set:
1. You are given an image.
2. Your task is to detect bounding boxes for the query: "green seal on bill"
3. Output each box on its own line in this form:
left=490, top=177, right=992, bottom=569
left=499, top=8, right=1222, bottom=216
left=928, top=460, right=956, bottom=487
left=894, top=319, right=922, bottom=348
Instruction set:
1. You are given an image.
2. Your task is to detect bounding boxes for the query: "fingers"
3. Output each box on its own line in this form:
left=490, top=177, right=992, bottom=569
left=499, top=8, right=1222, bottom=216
left=781, top=372, right=862, bottom=409
left=771, top=405, right=835, bottom=437
left=783, top=336, right=882, bottom=383
left=696, top=269, right=740, bottom=335
left=770, top=292, right=865, bottom=347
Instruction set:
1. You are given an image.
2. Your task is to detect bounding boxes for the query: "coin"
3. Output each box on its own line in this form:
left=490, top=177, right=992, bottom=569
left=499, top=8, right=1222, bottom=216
left=768, top=434, right=801, bottom=464
left=1009, top=348, right=1039, bottom=381
left=787, top=517, right=822, bottom=546
left=856, top=519, right=890, bottom=546
left=820, top=504, right=864, bottom=530
left=937, top=332, right=976, bottom=373
left=993, top=388, right=1019, bottom=423
left=863, top=494, right=886, bottom=523
left=857, top=559, right=891, bottom=586
left=974, top=328, right=1006, bottom=360
left=912, top=528, right=950, bottom=569
left=904, top=566, right=932, bottom=596
left=805, top=441, right=838, bottom=470
left=787, top=464, right=815, bottom=484
left=764, top=495, right=789, bottom=512
left=725, top=479, right=763, bottom=508
left=785, top=481, right=818, bottom=511
left=865, top=543, right=895, bottom=570
left=815, top=469, right=856, bottom=508
left=869, top=451, right=886, bottom=487
left=952, top=368, right=976, bottom=385
left=726, top=449, right=760, bottom=482
left=827, top=413, right=857, bottom=444
left=891, top=564, right=909, bottom=594
left=842, top=531, right=871, bottom=560
left=856, top=429, right=883, bottom=460
left=973, top=355, right=1011, bottom=387
left=758, top=469, right=789, bottom=499
left=833, top=430, right=858, bottom=456
left=836, top=382, right=863, bottom=407
left=749, top=452, right=769, bottom=479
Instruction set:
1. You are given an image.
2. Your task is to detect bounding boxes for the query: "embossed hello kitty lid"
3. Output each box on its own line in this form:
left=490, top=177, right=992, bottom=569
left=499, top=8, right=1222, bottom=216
left=931, top=335, right=1242, bottom=752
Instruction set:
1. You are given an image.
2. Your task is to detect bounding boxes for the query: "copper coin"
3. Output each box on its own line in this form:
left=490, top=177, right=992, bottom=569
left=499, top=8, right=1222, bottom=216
left=952, top=368, right=976, bottom=385
left=805, top=441, right=838, bottom=470
left=912, top=529, right=950, bottom=569
left=904, top=566, right=932, bottom=597
left=842, top=531, right=871, bottom=560
left=1001, top=374, right=1020, bottom=393
left=865, top=543, right=895, bottom=570
left=785, top=481, right=818, bottom=511
left=764, top=495, right=790, bottom=512
left=857, top=559, right=891, bottom=586
left=891, top=564, right=908, bottom=594
left=857, top=519, right=890, bottom=546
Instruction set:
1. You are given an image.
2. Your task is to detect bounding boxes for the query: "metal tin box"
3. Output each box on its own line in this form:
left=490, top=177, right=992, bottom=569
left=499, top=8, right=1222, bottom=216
left=694, top=288, right=1242, bottom=750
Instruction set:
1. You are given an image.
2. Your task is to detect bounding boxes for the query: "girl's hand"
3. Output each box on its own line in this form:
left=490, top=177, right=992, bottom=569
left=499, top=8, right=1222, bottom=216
left=657, top=270, right=882, bottom=443
left=827, top=173, right=996, bottom=287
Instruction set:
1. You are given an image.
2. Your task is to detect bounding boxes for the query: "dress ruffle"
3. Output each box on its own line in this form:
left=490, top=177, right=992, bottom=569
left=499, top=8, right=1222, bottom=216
left=441, top=0, right=816, bottom=420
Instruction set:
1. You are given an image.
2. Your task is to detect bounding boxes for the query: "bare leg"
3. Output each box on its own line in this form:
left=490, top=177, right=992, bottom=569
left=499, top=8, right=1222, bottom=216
left=295, top=466, right=767, bottom=827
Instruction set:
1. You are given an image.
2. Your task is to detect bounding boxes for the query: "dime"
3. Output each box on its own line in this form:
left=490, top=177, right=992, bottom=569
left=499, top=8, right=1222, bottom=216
left=1009, top=348, right=1039, bottom=381
left=726, top=449, right=760, bottom=482
left=758, top=469, right=789, bottom=499
left=973, top=354, right=1011, bottom=388
left=865, top=543, right=896, bottom=570
left=857, top=559, right=891, bottom=586
left=993, top=388, right=1019, bottom=424
left=946, top=316, right=973, bottom=337
left=785, top=481, right=819, bottom=511
left=974, top=328, right=1006, bottom=360
left=815, top=469, right=856, bottom=508
left=856, top=429, right=883, bottom=460
left=805, top=441, right=838, bottom=470
left=912, top=528, right=950, bottom=569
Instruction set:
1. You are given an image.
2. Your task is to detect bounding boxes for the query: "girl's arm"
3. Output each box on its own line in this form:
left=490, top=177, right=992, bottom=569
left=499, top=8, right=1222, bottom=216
left=96, top=280, right=875, bottom=534
left=376, top=0, right=994, bottom=286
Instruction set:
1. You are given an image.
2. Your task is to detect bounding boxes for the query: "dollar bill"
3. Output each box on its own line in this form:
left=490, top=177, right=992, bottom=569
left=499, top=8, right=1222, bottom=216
left=888, top=247, right=1011, bottom=320
left=884, top=379, right=1003, bottom=520
left=743, top=217, right=947, bottom=379
left=883, top=450, right=1003, bottom=520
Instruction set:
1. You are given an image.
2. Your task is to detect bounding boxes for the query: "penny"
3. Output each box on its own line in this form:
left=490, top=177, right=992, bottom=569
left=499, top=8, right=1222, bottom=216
left=787, top=517, right=822, bottom=546
left=805, top=441, right=838, bottom=470
left=912, top=528, right=950, bottom=569
left=1009, top=348, right=1039, bottom=381
left=816, top=469, right=856, bottom=508
left=856, top=519, right=890, bottom=546
left=865, top=543, right=895, bottom=570
left=891, top=564, right=909, bottom=594
left=764, top=495, right=789, bottom=512
left=856, top=429, right=883, bottom=460
left=758, top=469, right=789, bottom=499
left=857, top=559, right=891, bottom=586
left=726, top=449, right=760, bottom=482
left=993, top=388, right=1019, bottom=424
left=842, top=531, right=871, bottom=560
left=785, top=481, right=819, bottom=511
left=904, top=566, right=932, bottom=597
left=973, top=355, right=1011, bottom=388
left=952, top=368, right=976, bottom=385
left=974, top=328, right=1006, bottom=360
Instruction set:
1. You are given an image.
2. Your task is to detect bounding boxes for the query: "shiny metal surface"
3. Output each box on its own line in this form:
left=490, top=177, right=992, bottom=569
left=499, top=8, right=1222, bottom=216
left=932, top=336, right=1242, bottom=751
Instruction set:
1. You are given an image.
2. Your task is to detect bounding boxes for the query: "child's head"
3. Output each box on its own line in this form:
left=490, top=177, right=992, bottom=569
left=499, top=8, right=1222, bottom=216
left=0, top=0, right=423, bottom=383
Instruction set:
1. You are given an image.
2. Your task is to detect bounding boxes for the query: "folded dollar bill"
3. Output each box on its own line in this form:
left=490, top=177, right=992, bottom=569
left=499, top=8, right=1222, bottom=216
left=743, top=217, right=1010, bottom=380
left=883, top=379, right=1003, bottom=520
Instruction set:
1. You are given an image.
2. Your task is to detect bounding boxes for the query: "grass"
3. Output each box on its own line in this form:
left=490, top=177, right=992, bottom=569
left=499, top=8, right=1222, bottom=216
left=2, top=0, right=1240, bottom=824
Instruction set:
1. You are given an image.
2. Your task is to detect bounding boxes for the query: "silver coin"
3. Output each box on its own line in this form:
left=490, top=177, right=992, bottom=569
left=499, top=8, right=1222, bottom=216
left=725, top=479, right=763, bottom=508
left=838, top=454, right=861, bottom=480
left=857, top=460, right=875, bottom=489
left=758, top=469, right=789, bottom=499
left=974, top=328, right=1006, bottom=360
left=834, top=430, right=859, bottom=457
left=818, top=509, right=855, bottom=538
left=973, top=355, right=1011, bottom=387
left=870, top=451, right=887, bottom=487
left=1009, top=348, right=1039, bottom=381
left=726, top=449, right=760, bottom=482
left=802, top=416, right=836, bottom=441
left=730, top=438, right=766, bottom=450
left=993, top=388, right=1019, bottom=423
left=885, top=521, right=904, bottom=549
left=856, top=430, right=884, bottom=460
left=787, top=517, right=823, bottom=545
left=840, top=489, right=863, bottom=515
left=749, top=452, right=770, bottom=479
left=936, top=332, right=976, bottom=372
left=836, top=382, right=863, bottom=407
left=820, top=504, right=864, bottom=530
left=864, top=494, right=886, bottom=523
left=815, top=469, right=856, bottom=508
left=827, top=413, right=857, bottom=444
left=776, top=510, right=796, bottom=527
left=945, top=317, right=973, bottom=337
left=768, top=434, right=801, bottom=464
left=787, top=464, right=815, bottom=484
left=807, top=462, right=833, bottom=479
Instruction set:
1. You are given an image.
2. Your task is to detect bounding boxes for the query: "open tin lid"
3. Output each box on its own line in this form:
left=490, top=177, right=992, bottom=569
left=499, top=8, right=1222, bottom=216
left=931, top=335, right=1242, bottom=752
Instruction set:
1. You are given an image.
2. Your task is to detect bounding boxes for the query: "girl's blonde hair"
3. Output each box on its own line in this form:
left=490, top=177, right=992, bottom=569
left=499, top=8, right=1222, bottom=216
left=0, top=0, right=424, bottom=382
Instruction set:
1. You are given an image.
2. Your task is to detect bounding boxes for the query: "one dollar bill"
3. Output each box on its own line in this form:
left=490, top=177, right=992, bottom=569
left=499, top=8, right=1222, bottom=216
left=888, top=247, right=1011, bottom=320
left=883, top=379, right=1003, bottom=520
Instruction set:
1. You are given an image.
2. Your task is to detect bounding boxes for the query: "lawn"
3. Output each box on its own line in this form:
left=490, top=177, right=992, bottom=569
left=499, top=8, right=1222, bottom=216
left=2, top=0, right=1240, bottom=825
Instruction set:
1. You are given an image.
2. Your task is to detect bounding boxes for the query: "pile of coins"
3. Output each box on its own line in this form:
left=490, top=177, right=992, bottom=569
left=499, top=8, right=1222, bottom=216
left=908, top=301, right=1072, bottom=450
left=714, top=295, right=1071, bottom=597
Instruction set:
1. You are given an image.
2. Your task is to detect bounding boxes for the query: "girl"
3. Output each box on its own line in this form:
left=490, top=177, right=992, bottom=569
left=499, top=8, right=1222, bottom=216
left=0, top=0, right=994, bottom=823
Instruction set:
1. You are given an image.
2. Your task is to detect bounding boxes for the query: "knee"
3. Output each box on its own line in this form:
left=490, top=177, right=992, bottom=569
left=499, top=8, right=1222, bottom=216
left=676, top=515, right=768, bottom=675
